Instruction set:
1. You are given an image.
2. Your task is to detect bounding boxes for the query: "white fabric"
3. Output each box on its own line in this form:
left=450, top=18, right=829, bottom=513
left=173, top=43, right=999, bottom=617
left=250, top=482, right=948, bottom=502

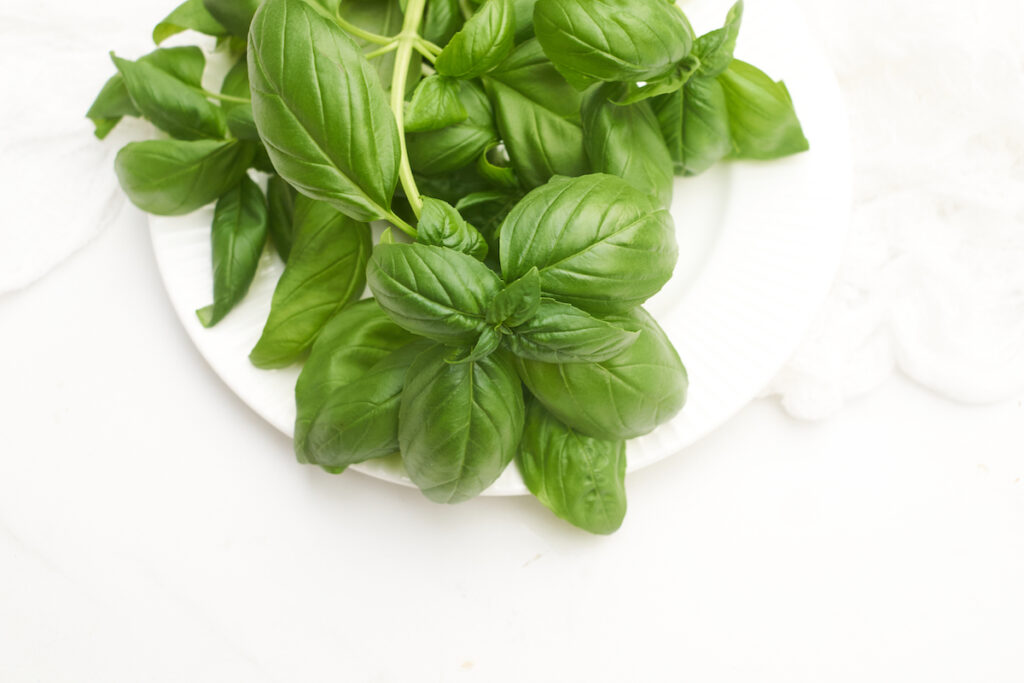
left=2, top=0, right=1022, bottom=417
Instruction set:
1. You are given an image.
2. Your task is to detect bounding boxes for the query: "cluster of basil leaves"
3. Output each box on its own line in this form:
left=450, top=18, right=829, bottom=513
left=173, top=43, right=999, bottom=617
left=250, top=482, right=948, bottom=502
left=87, top=0, right=807, bottom=534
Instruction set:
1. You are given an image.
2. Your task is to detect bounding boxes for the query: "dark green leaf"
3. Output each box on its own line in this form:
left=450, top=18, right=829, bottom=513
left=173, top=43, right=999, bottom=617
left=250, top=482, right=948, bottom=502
left=86, top=74, right=139, bottom=139
left=436, top=0, right=515, bottom=79
left=407, top=80, right=498, bottom=173
left=517, top=399, right=626, bottom=534
left=510, top=0, right=539, bottom=41
left=506, top=298, right=639, bottom=363
left=612, top=55, right=699, bottom=106
left=249, top=196, right=372, bottom=367
left=416, top=197, right=488, bottom=260
left=720, top=59, right=809, bottom=160
left=423, top=0, right=464, bottom=45
left=516, top=307, right=687, bottom=440
left=534, top=0, right=693, bottom=90
left=581, top=84, right=674, bottom=205
left=266, top=175, right=297, bottom=260
left=487, top=267, right=540, bottom=326
left=220, top=58, right=259, bottom=140
left=499, top=174, right=677, bottom=315
left=202, top=0, right=261, bottom=37
left=114, top=139, right=254, bottom=215
left=405, top=75, right=468, bottom=132
left=294, top=299, right=415, bottom=462
left=153, top=0, right=227, bottom=44
left=400, top=346, right=525, bottom=503
left=196, top=174, right=268, bottom=327
left=475, top=144, right=519, bottom=189
left=366, top=242, right=502, bottom=344
left=451, top=325, right=503, bottom=364
left=248, top=0, right=401, bottom=221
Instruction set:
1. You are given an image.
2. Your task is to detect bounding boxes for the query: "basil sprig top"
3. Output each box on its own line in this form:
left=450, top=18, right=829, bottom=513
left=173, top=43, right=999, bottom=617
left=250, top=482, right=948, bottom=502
left=88, top=0, right=808, bottom=533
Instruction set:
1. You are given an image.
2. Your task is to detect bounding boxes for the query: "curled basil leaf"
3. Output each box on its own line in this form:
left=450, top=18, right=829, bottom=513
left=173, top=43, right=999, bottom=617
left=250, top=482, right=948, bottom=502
left=405, top=76, right=468, bottom=132
left=506, top=298, right=639, bottom=363
left=249, top=196, right=372, bottom=368
left=416, top=197, right=488, bottom=260
left=407, top=80, right=498, bottom=173
left=720, top=59, right=809, bottom=160
left=366, top=242, right=502, bottom=344
left=196, top=174, right=268, bottom=327
left=400, top=346, right=525, bottom=503
left=516, top=307, right=687, bottom=440
left=114, top=139, right=254, bottom=216
left=499, top=174, right=677, bottom=315
left=248, top=0, right=401, bottom=222
left=435, top=0, right=516, bottom=79
left=517, top=400, right=627, bottom=534
left=266, top=175, right=297, bottom=261
left=86, top=75, right=139, bottom=140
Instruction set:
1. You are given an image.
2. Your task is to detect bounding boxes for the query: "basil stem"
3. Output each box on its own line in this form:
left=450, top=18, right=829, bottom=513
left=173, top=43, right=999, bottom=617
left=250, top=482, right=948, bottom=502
left=390, top=0, right=428, bottom=218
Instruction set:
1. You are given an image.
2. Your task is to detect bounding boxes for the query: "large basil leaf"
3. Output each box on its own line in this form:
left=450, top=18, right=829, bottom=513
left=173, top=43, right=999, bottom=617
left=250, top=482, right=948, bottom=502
left=400, top=346, right=525, bottom=503
left=86, top=75, right=140, bottom=140
left=305, top=342, right=427, bottom=468
left=294, top=299, right=415, bottom=462
left=366, top=242, right=502, bottom=344
left=415, top=197, right=488, bottom=260
left=650, top=76, right=732, bottom=176
left=405, top=75, right=468, bottom=133
left=153, top=0, right=227, bottom=44
left=407, top=81, right=498, bottom=173
left=516, top=307, right=687, bottom=440
left=266, top=175, right=297, bottom=260
left=533, top=0, right=693, bottom=90
left=196, top=174, right=269, bottom=327
left=435, top=0, right=515, bottom=79
left=338, top=0, right=420, bottom=93
left=720, top=59, right=809, bottom=160
left=506, top=298, right=639, bottom=363
left=483, top=40, right=586, bottom=188
left=581, top=84, right=674, bottom=205
left=499, top=174, right=677, bottom=315
left=422, top=0, right=463, bottom=45
left=112, top=49, right=226, bottom=140
left=517, top=400, right=627, bottom=534
left=249, top=196, right=372, bottom=368
left=220, top=58, right=259, bottom=141
left=202, top=0, right=261, bottom=37
left=114, top=139, right=254, bottom=215
left=248, top=0, right=401, bottom=222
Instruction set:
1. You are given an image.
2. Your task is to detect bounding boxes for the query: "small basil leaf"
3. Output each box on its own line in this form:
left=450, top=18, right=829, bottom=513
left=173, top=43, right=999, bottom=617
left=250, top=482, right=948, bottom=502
left=153, top=0, right=227, bottom=44
left=506, top=298, right=639, bottom=363
left=534, top=0, right=693, bottom=90
left=405, top=75, right=469, bottom=133
left=422, top=0, right=463, bottom=45
left=266, top=175, right=297, bottom=261
left=86, top=74, right=139, bottom=140
left=693, top=0, right=743, bottom=78
left=366, top=242, right=502, bottom=344
left=196, top=174, right=268, bottom=327
left=487, top=267, right=540, bottom=327
left=112, top=51, right=227, bottom=140
left=720, top=59, right=809, bottom=160
left=407, top=80, right=498, bottom=173
left=249, top=196, right=372, bottom=368
left=338, top=0, right=420, bottom=93
left=475, top=144, right=519, bottom=189
left=114, top=139, right=255, bottom=216
left=455, top=189, right=516, bottom=211
left=581, top=84, right=674, bottom=205
left=400, top=346, right=525, bottom=503
left=451, top=326, right=503, bottom=364
left=202, top=0, right=261, bottom=37
left=435, top=0, right=516, bottom=79
left=305, top=342, right=428, bottom=467
left=483, top=40, right=587, bottom=188
left=218, top=58, right=258, bottom=140
left=249, top=0, right=401, bottom=222
left=654, top=77, right=732, bottom=176
left=516, top=307, right=687, bottom=440
left=294, top=299, right=416, bottom=462
left=499, top=174, right=677, bottom=315
left=517, top=400, right=627, bottom=534
left=416, top=197, right=489, bottom=260
left=612, top=55, right=700, bottom=106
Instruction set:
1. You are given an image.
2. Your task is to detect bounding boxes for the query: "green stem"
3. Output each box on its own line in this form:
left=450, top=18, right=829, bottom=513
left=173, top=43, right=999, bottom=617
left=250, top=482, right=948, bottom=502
left=202, top=89, right=250, bottom=104
left=386, top=211, right=417, bottom=237
left=412, top=41, right=438, bottom=63
left=390, top=0, right=428, bottom=218
left=366, top=42, right=399, bottom=59
left=334, top=8, right=393, bottom=45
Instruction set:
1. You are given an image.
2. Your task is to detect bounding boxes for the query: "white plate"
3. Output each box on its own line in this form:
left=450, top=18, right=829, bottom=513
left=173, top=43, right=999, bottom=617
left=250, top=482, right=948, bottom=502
left=150, top=0, right=850, bottom=496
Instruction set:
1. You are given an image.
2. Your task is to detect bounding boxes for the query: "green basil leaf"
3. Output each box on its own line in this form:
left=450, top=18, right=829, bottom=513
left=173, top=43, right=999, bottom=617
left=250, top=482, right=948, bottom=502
left=517, top=399, right=627, bottom=534
left=693, top=0, right=743, bottom=78
left=720, top=59, right=809, bottom=160
left=435, top=0, right=515, bottom=79
left=405, top=75, right=468, bottom=132
left=407, top=80, right=498, bottom=173
left=484, top=40, right=587, bottom=188
left=499, top=174, right=677, bottom=315
left=510, top=0, right=539, bottom=41
left=423, top=0, right=464, bottom=45
left=114, top=139, right=255, bottom=216
left=416, top=197, right=489, bottom=260
left=202, top=0, right=261, bottom=37
left=196, top=174, right=268, bottom=327
left=612, top=55, right=699, bottom=106
left=487, top=266, right=540, bottom=326
left=516, top=307, right=687, bottom=440
left=249, top=0, right=401, bottom=222
left=475, top=144, right=519, bottom=189
left=506, top=298, right=639, bottom=363
left=249, top=196, right=372, bottom=367
left=266, top=175, right=297, bottom=261
left=112, top=50, right=227, bottom=140
left=455, top=189, right=515, bottom=211
left=294, top=299, right=416, bottom=462
left=400, top=346, right=525, bottom=503
left=305, top=342, right=428, bottom=467
left=338, top=0, right=420, bottom=92
left=663, top=76, right=732, bottom=176
left=86, top=74, right=139, bottom=140
left=220, top=58, right=259, bottom=141
left=366, top=242, right=502, bottom=344
left=153, top=0, right=227, bottom=44
left=451, top=325, right=503, bottom=364
left=581, top=84, right=674, bottom=205
left=534, top=0, right=693, bottom=90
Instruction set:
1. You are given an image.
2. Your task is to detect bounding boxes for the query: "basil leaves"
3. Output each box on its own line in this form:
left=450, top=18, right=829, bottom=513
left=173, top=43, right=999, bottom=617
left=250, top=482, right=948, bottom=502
left=90, top=0, right=809, bottom=533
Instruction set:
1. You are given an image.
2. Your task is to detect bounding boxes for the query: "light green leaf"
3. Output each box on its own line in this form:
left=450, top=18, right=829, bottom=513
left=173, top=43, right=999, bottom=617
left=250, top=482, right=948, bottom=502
left=407, top=80, right=498, bottom=173
left=506, top=298, right=639, bottom=363
left=436, top=0, right=516, bottom=79
left=153, top=0, right=227, bottom=44
left=720, top=59, right=809, bottom=160
left=405, top=75, right=468, bottom=133
left=416, top=197, right=488, bottom=260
